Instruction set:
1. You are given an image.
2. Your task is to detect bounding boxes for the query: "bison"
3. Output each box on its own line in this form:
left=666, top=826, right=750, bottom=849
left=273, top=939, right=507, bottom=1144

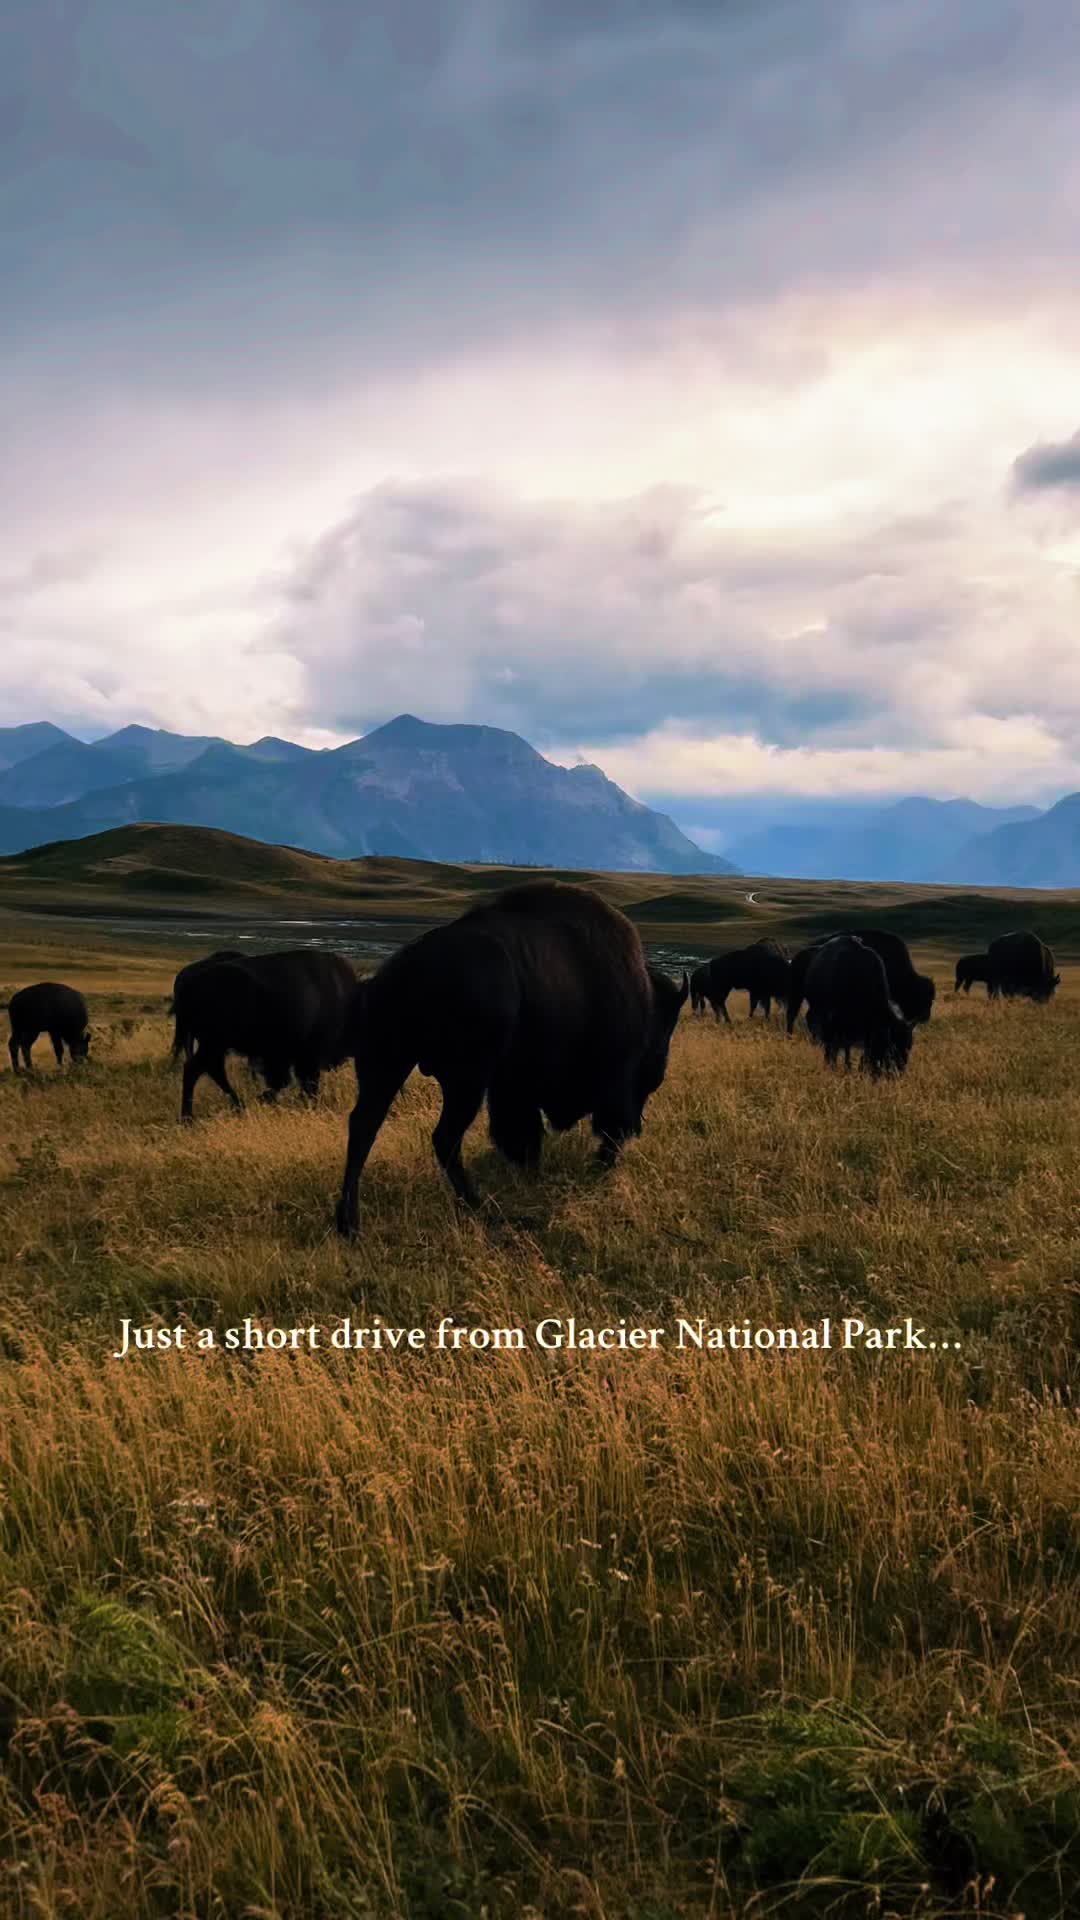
left=803, top=936, right=914, bottom=1078
left=787, top=928, right=934, bottom=1031
left=955, top=953, right=992, bottom=995
left=6, top=982, right=90, bottom=1073
left=335, top=880, right=688, bottom=1237
left=985, top=930, right=1059, bottom=1003
left=172, top=949, right=357, bottom=1120
left=692, top=939, right=792, bottom=1024
left=689, top=964, right=711, bottom=1015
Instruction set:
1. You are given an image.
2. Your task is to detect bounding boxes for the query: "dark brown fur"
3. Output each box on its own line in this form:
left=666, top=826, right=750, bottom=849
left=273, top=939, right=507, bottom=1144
left=335, top=880, right=688, bottom=1235
left=7, top=982, right=90, bottom=1073
left=172, top=949, right=356, bottom=1120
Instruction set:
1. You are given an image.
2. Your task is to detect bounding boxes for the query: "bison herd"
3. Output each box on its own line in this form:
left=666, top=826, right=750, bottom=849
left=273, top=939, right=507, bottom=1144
left=0, top=885, right=1064, bottom=1236
left=954, top=930, right=1060, bottom=1002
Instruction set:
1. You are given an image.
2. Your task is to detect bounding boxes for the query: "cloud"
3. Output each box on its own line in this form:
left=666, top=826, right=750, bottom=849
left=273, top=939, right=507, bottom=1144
left=570, top=716, right=1078, bottom=810
left=1013, top=429, right=1080, bottom=493
left=5, top=0, right=1080, bottom=397
left=5, top=2, right=1080, bottom=816
left=262, top=474, right=1080, bottom=803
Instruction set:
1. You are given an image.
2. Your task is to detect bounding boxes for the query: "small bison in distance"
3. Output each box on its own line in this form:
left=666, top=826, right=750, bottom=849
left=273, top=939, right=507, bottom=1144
left=985, top=930, right=1060, bottom=1004
left=955, top=954, right=993, bottom=994
left=6, top=982, right=90, bottom=1073
left=691, top=939, right=791, bottom=1023
left=689, top=964, right=711, bottom=1015
left=172, top=949, right=357, bottom=1120
left=787, top=928, right=934, bottom=1032
left=335, top=880, right=688, bottom=1237
left=803, top=937, right=914, bottom=1078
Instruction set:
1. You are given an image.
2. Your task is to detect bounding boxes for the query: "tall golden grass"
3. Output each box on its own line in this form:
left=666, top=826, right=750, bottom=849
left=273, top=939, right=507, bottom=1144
left=1, top=944, right=1079, bottom=1917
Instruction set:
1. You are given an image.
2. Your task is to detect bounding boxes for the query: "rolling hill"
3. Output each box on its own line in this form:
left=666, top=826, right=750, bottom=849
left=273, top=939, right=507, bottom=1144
left=5, top=821, right=1080, bottom=957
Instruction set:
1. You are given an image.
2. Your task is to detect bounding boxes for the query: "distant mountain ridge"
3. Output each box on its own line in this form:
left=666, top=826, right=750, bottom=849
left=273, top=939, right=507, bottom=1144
left=727, top=796, right=1043, bottom=884
left=0, top=716, right=734, bottom=876
left=937, top=792, right=1080, bottom=888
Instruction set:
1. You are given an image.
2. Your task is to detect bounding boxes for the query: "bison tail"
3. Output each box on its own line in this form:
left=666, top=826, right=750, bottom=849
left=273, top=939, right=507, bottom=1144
left=170, top=1009, right=195, bottom=1062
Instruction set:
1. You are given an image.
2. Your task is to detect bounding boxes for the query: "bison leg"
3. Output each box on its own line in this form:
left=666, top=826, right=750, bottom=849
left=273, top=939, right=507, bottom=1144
left=336, top=1056, right=414, bottom=1238
left=50, top=1030, right=65, bottom=1068
left=487, top=1074, right=544, bottom=1171
left=432, top=1069, right=489, bottom=1207
left=293, top=1045, right=323, bottom=1100
left=8, top=1035, right=19, bottom=1075
left=257, top=1053, right=293, bottom=1104
left=785, top=995, right=803, bottom=1036
left=181, top=1046, right=241, bottom=1122
left=713, top=994, right=731, bottom=1025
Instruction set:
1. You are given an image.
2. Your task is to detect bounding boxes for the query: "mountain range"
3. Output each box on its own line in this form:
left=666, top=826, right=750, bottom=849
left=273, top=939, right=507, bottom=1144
left=724, top=797, right=1044, bottom=885
left=2, top=717, right=1079, bottom=886
left=729, top=794, right=1080, bottom=888
left=0, top=716, right=734, bottom=876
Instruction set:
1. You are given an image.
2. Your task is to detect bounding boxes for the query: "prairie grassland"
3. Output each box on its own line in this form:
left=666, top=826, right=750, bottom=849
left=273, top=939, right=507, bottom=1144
left=1, top=939, right=1080, bottom=1919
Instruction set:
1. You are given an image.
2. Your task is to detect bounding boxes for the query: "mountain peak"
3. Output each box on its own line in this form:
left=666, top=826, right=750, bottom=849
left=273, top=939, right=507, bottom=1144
left=0, top=721, right=77, bottom=771
left=361, top=714, right=538, bottom=758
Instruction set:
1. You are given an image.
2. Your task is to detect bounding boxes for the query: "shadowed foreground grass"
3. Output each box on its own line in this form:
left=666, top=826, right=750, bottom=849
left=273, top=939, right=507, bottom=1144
left=1, top=946, right=1080, bottom=1917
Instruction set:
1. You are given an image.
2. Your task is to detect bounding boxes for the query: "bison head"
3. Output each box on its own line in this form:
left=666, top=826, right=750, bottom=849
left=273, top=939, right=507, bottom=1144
left=864, top=1007, right=914, bottom=1079
left=72, top=1028, right=91, bottom=1061
left=906, top=974, right=936, bottom=1023
left=630, top=968, right=689, bottom=1129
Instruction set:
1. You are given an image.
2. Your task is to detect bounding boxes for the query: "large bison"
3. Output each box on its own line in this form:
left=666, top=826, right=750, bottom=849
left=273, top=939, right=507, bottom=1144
left=172, top=949, right=357, bottom=1120
left=803, top=937, right=914, bottom=1078
left=335, top=880, right=688, bottom=1237
left=787, top=928, right=934, bottom=1031
left=955, top=953, right=992, bottom=995
left=985, top=930, right=1059, bottom=1003
left=6, top=982, right=90, bottom=1073
left=691, top=939, right=791, bottom=1023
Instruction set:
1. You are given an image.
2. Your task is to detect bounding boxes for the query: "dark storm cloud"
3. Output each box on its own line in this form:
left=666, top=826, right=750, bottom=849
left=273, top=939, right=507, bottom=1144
left=5, top=0, right=1080, bottom=388
left=1013, top=429, right=1080, bottom=493
left=6, top=1, right=1080, bottom=804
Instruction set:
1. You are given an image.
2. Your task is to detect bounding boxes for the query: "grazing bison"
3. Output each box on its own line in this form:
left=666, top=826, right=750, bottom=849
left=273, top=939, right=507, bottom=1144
left=985, top=930, right=1059, bottom=1003
left=6, top=982, right=90, bottom=1073
left=172, top=949, right=357, bottom=1120
left=693, top=939, right=792, bottom=1024
left=803, top=937, right=914, bottom=1078
left=335, top=880, right=689, bottom=1237
left=787, top=928, right=934, bottom=1030
left=955, top=953, right=992, bottom=995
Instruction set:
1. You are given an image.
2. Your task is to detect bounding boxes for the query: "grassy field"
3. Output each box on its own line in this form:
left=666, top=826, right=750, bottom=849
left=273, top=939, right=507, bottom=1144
left=2, top=906, right=1080, bottom=1918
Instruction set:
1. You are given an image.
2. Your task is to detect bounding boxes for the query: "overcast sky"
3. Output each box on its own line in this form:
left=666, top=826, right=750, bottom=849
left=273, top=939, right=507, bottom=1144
left=4, top=0, right=1080, bottom=834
